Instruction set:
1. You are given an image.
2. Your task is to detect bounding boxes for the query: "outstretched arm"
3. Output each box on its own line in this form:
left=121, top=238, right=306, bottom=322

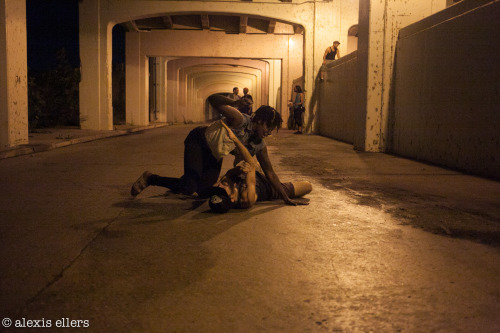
left=322, top=47, right=330, bottom=64
left=220, top=121, right=257, bottom=207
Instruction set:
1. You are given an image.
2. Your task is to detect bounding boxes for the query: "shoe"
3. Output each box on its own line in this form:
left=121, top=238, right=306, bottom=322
left=131, top=171, right=152, bottom=197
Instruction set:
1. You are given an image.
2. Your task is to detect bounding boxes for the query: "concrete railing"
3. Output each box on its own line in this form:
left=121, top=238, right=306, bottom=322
left=389, top=0, right=500, bottom=180
left=317, top=51, right=358, bottom=144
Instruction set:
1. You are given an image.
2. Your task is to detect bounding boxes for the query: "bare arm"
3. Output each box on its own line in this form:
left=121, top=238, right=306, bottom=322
left=243, top=95, right=253, bottom=106
left=237, top=161, right=257, bottom=208
left=322, top=47, right=330, bottom=64
left=208, top=94, right=245, bottom=127
left=220, top=121, right=256, bottom=167
left=220, top=121, right=257, bottom=206
left=256, top=147, right=308, bottom=206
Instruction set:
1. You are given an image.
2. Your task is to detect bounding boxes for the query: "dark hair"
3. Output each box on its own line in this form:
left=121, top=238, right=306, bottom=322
left=253, top=105, right=283, bottom=131
left=295, top=85, right=303, bottom=93
left=208, top=187, right=232, bottom=214
left=233, top=87, right=238, bottom=93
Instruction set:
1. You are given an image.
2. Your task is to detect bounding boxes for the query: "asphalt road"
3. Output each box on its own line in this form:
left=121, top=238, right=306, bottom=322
left=1, top=125, right=499, bottom=332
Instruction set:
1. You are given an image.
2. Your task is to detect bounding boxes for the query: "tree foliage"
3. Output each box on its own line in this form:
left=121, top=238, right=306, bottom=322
left=28, top=48, right=80, bottom=128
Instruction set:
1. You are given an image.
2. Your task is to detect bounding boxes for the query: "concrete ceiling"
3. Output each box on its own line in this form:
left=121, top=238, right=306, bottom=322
left=121, top=14, right=304, bottom=35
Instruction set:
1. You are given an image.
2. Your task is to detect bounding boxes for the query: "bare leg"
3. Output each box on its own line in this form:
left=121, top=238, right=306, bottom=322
left=291, top=181, right=312, bottom=197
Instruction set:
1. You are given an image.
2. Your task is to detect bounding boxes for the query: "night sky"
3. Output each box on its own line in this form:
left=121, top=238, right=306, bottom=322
left=27, top=0, right=125, bottom=71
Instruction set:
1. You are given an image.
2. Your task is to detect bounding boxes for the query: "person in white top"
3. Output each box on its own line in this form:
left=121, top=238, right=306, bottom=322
left=131, top=95, right=307, bottom=206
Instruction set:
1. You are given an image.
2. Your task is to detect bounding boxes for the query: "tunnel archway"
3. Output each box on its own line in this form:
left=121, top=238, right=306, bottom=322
left=123, top=25, right=301, bottom=126
left=110, top=10, right=303, bottom=127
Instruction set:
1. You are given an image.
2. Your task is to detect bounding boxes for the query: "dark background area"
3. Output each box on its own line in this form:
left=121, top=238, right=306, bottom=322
left=27, top=0, right=80, bottom=70
left=26, top=0, right=126, bottom=128
left=27, top=0, right=125, bottom=70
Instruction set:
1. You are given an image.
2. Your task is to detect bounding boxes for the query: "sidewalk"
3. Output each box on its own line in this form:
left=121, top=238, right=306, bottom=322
left=0, top=123, right=169, bottom=160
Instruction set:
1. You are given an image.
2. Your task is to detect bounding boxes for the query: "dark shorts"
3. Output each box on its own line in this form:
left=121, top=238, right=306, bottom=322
left=255, top=172, right=294, bottom=201
left=293, top=107, right=304, bottom=126
left=184, top=126, right=222, bottom=195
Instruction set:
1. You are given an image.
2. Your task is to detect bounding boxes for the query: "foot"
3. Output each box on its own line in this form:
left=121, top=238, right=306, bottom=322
left=208, top=94, right=238, bottom=108
left=131, top=171, right=152, bottom=197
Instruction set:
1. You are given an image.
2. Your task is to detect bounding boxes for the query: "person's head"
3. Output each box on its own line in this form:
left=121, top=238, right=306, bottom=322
left=251, top=106, right=283, bottom=141
left=333, top=41, right=340, bottom=47
left=243, top=87, right=249, bottom=95
left=233, top=87, right=239, bottom=95
left=294, top=85, right=303, bottom=93
left=208, top=186, right=232, bottom=214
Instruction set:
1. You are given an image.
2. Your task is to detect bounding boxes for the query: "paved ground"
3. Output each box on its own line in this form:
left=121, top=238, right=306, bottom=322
left=1, top=124, right=499, bottom=332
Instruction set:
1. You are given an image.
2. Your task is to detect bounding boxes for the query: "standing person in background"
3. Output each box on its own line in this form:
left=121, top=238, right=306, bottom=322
left=320, top=41, right=341, bottom=81
left=290, top=85, right=305, bottom=134
left=238, top=87, right=254, bottom=115
left=229, top=87, right=241, bottom=101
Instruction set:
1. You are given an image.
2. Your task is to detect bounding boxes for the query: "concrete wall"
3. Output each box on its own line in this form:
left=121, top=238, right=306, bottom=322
left=318, top=51, right=358, bottom=144
left=0, top=0, right=28, bottom=148
left=354, top=0, right=447, bottom=152
left=390, top=0, right=500, bottom=179
left=304, top=0, right=359, bottom=132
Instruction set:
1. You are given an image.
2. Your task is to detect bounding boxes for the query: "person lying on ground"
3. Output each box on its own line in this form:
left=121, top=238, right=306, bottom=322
left=207, top=121, right=312, bottom=213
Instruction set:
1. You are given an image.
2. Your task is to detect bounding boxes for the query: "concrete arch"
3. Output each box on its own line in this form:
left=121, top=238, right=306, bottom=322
left=80, top=0, right=356, bottom=131
left=347, top=24, right=359, bottom=54
left=116, top=11, right=303, bottom=29
left=125, top=29, right=300, bottom=125
left=168, top=62, right=264, bottom=123
left=156, top=57, right=271, bottom=124
left=108, top=7, right=307, bottom=29
left=189, top=71, right=260, bottom=122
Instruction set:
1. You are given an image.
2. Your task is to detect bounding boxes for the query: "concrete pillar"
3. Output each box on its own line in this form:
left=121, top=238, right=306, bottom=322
left=0, top=0, right=28, bottom=148
left=354, top=0, right=448, bottom=152
left=353, top=0, right=385, bottom=152
left=79, top=0, right=113, bottom=130
left=125, top=31, right=148, bottom=126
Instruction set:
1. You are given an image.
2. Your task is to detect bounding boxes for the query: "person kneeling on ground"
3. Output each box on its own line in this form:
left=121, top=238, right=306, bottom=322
left=207, top=122, right=312, bottom=213
left=131, top=94, right=306, bottom=207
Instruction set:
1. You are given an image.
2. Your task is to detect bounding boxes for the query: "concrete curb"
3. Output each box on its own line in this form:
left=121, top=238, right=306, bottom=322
left=0, top=123, right=169, bottom=160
